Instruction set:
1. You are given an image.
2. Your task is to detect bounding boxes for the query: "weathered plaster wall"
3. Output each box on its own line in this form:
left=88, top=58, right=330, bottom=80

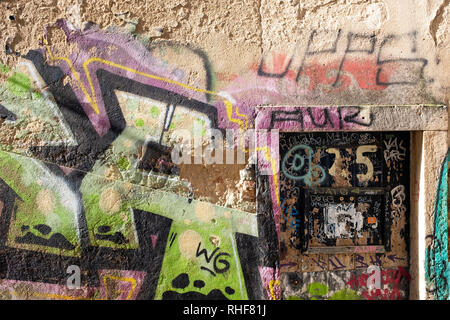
left=0, top=0, right=448, bottom=300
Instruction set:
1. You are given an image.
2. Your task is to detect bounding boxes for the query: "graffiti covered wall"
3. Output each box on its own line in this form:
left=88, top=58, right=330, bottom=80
left=0, top=0, right=448, bottom=300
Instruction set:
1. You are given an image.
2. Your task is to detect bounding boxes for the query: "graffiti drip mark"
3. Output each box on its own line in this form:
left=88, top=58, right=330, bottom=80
left=160, top=103, right=175, bottom=144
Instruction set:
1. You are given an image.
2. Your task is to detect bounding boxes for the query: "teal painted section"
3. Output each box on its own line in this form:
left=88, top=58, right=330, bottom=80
left=425, top=150, right=449, bottom=300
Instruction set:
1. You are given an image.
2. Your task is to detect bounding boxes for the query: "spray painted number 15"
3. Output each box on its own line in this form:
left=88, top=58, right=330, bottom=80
left=326, top=145, right=377, bottom=183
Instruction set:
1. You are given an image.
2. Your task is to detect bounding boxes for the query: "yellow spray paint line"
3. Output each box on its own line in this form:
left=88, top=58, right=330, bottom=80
left=44, top=39, right=94, bottom=109
left=45, top=41, right=249, bottom=127
left=256, top=146, right=280, bottom=204
left=102, top=275, right=137, bottom=300
left=269, top=279, right=280, bottom=300
left=44, top=42, right=279, bottom=204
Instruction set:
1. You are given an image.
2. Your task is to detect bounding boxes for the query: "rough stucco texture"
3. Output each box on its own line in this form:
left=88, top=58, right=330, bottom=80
left=0, top=0, right=447, bottom=300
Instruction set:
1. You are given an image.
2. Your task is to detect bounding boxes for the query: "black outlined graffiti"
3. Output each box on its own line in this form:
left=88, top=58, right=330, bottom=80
left=332, top=32, right=376, bottom=87
left=376, top=31, right=430, bottom=85
left=269, top=106, right=374, bottom=130
left=296, top=29, right=343, bottom=82
left=258, top=29, right=432, bottom=86
left=195, top=242, right=231, bottom=276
